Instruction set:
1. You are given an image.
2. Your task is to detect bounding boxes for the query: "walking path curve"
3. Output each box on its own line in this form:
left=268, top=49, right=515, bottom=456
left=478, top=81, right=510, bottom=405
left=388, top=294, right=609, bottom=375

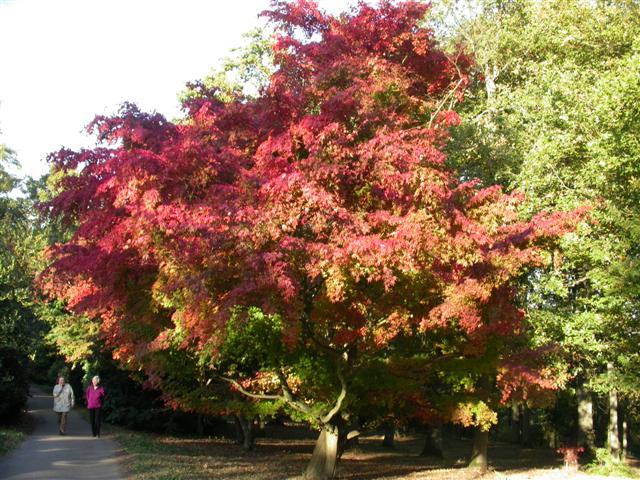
left=0, top=387, right=123, bottom=480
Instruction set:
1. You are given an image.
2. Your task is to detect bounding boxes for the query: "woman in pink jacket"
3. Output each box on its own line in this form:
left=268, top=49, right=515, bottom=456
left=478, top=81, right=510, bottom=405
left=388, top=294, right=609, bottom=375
left=85, top=375, right=105, bottom=437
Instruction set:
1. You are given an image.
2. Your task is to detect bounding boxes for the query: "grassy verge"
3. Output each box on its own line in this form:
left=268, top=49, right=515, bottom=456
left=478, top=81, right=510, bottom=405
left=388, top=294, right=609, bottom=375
left=0, top=413, right=32, bottom=457
left=584, top=448, right=640, bottom=478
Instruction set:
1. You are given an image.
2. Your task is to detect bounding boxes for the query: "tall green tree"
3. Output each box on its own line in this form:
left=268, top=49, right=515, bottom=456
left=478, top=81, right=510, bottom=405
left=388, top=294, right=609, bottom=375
left=0, top=143, right=46, bottom=419
left=439, top=0, right=640, bottom=455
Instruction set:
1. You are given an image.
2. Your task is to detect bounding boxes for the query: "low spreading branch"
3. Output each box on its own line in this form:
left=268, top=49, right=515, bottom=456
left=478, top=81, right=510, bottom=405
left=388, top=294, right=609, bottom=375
left=220, top=377, right=284, bottom=402
left=276, top=370, right=314, bottom=416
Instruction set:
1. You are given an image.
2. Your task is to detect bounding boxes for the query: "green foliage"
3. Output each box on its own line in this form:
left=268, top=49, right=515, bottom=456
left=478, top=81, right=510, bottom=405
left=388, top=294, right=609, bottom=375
left=0, top=146, right=18, bottom=194
left=85, top=351, right=215, bottom=434
left=37, top=301, right=99, bottom=365
left=180, top=28, right=273, bottom=104
left=0, top=347, right=29, bottom=419
left=0, top=427, right=25, bottom=456
left=219, top=307, right=286, bottom=375
left=585, top=448, right=638, bottom=478
left=0, top=148, right=46, bottom=420
left=442, top=0, right=640, bottom=407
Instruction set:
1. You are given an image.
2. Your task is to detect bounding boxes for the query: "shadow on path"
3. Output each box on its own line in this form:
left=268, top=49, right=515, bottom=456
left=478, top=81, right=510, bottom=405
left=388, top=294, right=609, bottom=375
left=0, top=386, right=123, bottom=480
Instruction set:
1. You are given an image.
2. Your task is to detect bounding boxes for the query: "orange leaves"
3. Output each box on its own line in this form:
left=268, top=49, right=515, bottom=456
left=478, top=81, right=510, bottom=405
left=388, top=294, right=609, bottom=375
left=449, top=401, right=498, bottom=431
left=372, top=310, right=412, bottom=347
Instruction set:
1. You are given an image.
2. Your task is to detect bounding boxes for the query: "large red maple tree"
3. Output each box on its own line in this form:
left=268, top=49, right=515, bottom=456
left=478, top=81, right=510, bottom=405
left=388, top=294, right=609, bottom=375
left=40, top=1, right=584, bottom=478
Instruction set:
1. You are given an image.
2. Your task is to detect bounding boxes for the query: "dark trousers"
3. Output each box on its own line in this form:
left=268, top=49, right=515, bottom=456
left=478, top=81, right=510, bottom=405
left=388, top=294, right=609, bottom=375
left=89, top=407, right=102, bottom=437
left=57, top=412, right=68, bottom=433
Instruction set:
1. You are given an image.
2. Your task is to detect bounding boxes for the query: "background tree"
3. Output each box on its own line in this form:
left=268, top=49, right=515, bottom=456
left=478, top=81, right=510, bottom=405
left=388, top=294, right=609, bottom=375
left=439, top=0, right=640, bottom=457
left=0, top=142, right=49, bottom=420
left=180, top=27, right=274, bottom=105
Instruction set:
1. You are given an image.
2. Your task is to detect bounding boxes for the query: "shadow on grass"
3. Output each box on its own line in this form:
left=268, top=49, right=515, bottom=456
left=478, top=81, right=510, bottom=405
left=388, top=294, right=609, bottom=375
left=114, top=426, right=576, bottom=480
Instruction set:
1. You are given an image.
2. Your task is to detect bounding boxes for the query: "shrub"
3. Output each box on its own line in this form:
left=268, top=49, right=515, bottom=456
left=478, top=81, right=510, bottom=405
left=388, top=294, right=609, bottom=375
left=585, top=448, right=637, bottom=478
left=0, top=347, right=29, bottom=422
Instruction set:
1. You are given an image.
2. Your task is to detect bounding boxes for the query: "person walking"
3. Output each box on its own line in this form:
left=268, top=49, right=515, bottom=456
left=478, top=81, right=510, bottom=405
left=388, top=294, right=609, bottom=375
left=85, top=375, right=105, bottom=438
left=52, top=376, right=74, bottom=435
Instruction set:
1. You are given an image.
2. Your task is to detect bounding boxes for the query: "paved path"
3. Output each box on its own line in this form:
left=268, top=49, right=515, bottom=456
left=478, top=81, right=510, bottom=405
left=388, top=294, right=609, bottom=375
left=0, top=387, right=123, bottom=480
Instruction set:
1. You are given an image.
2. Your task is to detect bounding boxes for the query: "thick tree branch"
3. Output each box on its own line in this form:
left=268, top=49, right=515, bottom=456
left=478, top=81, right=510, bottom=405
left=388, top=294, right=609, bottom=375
left=321, top=359, right=348, bottom=425
left=276, top=370, right=314, bottom=416
left=221, top=377, right=284, bottom=401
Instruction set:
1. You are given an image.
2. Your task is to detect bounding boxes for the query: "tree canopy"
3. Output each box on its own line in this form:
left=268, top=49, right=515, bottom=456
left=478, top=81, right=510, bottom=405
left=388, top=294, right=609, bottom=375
left=38, top=2, right=586, bottom=477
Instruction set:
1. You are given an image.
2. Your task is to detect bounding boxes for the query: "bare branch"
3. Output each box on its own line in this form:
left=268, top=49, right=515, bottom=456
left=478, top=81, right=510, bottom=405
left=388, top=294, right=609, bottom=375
left=428, top=77, right=466, bottom=129
left=568, top=276, right=589, bottom=288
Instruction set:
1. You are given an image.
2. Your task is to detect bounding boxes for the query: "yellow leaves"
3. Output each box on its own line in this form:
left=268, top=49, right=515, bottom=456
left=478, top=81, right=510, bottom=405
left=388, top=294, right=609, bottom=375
left=324, top=266, right=348, bottom=303
left=449, top=400, right=498, bottom=431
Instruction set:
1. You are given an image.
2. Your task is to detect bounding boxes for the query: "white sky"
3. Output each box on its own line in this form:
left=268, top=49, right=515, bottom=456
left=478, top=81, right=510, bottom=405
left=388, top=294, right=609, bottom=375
left=0, top=0, right=351, bottom=180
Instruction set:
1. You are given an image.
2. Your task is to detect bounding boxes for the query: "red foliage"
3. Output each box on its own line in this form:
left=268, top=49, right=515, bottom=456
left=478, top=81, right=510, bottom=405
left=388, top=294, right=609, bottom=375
left=39, top=1, right=583, bottom=415
left=557, top=446, right=585, bottom=469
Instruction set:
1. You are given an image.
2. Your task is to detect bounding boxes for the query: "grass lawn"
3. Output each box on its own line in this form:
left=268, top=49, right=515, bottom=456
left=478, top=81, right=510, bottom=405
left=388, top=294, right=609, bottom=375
left=109, top=423, right=640, bottom=480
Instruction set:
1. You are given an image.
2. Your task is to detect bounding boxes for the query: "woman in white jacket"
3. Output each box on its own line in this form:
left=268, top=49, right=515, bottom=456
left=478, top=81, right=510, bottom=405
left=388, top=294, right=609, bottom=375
left=52, top=376, right=74, bottom=435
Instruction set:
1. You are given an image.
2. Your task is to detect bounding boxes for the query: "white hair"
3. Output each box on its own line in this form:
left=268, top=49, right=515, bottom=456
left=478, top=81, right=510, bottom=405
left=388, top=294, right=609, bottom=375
left=92, top=375, right=100, bottom=383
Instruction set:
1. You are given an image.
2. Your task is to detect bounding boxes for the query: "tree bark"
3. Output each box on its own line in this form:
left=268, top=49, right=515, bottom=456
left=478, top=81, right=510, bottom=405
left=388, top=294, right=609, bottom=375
left=232, top=414, right=244, bottom=445
left=305, top=426, right=340, bottom=480
left=485, top=64, right=497, bottom=99
left=607, top=363, right=620, bottom=460
left=382, top=424, right=395, bottom=448
left=469, top=428, right=489, bottom=473
left=619, top=399, right=627, bottom=459
left=510, top=403, right=521, bottom=443
left=233, top=414, right=256, bottom=451
left=521, top=404, right=531, bottom=446
left=421, top=423, right=444, bottom=458
left=340, top=416, right=359, bottom=454
left=196, top=413, right=204, bottom=436
left=577, top=385, right=595, bottom=449
left=622, top=415, right=628, bottom=459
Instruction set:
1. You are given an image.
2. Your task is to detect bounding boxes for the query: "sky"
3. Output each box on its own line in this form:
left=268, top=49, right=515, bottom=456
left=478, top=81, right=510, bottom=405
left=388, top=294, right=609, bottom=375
left=0, top=0, right=350, bottom=180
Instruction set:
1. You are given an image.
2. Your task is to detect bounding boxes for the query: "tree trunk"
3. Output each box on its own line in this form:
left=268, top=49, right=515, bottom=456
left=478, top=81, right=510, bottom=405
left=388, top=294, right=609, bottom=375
left=196, top=413, right=204, bottom=436
left=607, top=363, right=620, bottom=460
left=577, top=385, right=595, bottom=449
left=232, top=414, right=244, bottom=445
left=257, top=417, right=266, bottom=437
left=485, top=64, right=497, bottom=99
left=593, top=394, right=607, bottom=447
left=233, top=414, right=255, bottom=451
left=622, top=416, right=628, bottom=459
left=305, top=426, right=340, bottom=480
left=619, top=399, right=627, bottom=459
left=421, top=423, right=444, bottom=458
left=382, top=424, right=395, bottom=448
left=239, top=414, right=256, bottom=451
left=521, top=404, right=531, bottom=446
left=510, top=403, right=521, bottom=443
left=469, top=428, right=489, bottom=473
left=341, top=416, right=359, bottom=454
